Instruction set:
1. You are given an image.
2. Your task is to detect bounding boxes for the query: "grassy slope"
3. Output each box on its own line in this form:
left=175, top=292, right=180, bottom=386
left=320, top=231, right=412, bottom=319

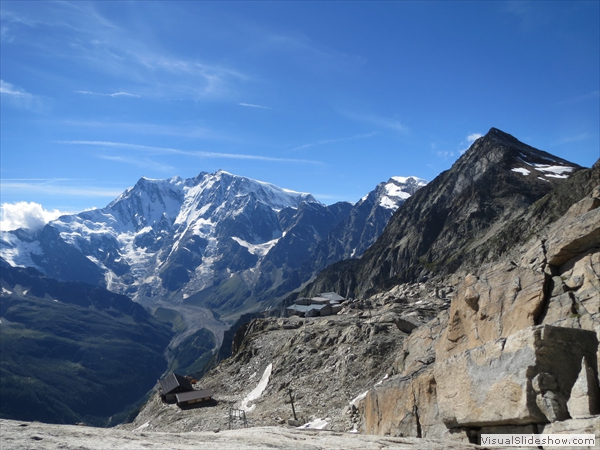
left=0, top=267, right=173, bottom=426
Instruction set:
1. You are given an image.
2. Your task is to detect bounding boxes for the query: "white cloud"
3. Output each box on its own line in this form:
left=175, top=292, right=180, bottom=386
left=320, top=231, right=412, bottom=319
left=466, top=133, right=483, bottom=143
left=76, top=90, right=141, bottom=98
left=290, top=132, right=379, bottom=152
left=0, top=79, right=39, bottom=109
left=58, top=140, right=322, bottom=164
left=239, top=102, right=270, bottom=109
left=460, top=132, right=483, bottom=154
left=0, top=80, right=31, bottom=97
left=0, top=202, right=68, bottom=232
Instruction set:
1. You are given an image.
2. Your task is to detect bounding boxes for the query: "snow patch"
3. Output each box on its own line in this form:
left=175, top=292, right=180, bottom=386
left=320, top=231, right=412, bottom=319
left=298, top=418, right=329, bottom=430
left=511, top=168, right=530, bottom=176
left=391, top=176, right=427, bottom=186
left=516, top=153, right=575, bottom=179
left=2, top=287, right=13, bottom=295
left=240, top=363, right=272, bottom=412
left=0, top=233, right=44, bottom=269
left=350, top=390, right=369, bottom=407
left=384, top=184, right=412, bottom=200
left=536, top=165, right=574, bottom=178
left=231, top=237, right=280, bottom=257
left=133, top=422, right=150, bottom=431
left=375, top=374, right=389, bottom=386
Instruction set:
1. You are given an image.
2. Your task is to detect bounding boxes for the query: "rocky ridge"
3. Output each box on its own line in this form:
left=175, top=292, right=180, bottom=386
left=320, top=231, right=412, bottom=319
left=304, top=128, right=582, bottom=299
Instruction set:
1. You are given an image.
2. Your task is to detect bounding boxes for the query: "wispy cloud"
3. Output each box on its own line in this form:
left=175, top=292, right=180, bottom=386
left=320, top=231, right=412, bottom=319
left=436, top=150, right=456, bottom=160
left=76, top=90, right=141, bottom=98
left=0, top=79, right=39, bottom=109
left=343, top=112, right=408, bottom=133
left=58, top=140, right=322, bottom=164
left=96, top=155, right=175, bottom=172
left=558, top=90, right=600, bottom=105
left=460, top=132, right=483, bottom=154
left=63, top=120, right=219, bottom=140
left=3, top=3, right=248, bottom=101
left=0, top=179, right=123, bottom=198
left=434, top=132, right=483, bottom=160
left=1, top=79, right=31, bottom=97
left=290, top=132, right=379, bottom=152
left=502, top=1, right=551, bottom=32
left=239, top=102, right=271, bottom=109
left=550, top=133, right=591, bottom=147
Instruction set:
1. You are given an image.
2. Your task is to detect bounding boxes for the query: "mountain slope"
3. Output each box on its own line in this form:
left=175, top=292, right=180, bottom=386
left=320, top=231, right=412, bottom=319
left=0, top=261, right=173, bottom=426
left=304, top=128, right=583, bottom=299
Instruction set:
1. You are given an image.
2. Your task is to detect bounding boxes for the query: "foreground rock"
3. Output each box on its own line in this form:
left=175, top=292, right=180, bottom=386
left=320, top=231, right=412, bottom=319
left=0, top=419, right=485, bottom=450
left=360, top=165, right=600, bottom=444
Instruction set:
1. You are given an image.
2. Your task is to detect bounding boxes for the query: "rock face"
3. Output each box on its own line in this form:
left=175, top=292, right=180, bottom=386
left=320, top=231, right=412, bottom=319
left=123, top=282, right=451, bottom=434
left=0, top=419, right=486, bottom=450
left=435, top=325, right=597, bottom=427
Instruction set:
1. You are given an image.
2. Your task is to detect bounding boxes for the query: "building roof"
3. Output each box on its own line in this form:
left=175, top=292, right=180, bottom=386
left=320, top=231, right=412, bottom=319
left=175, top=389, right=214, bottom=403
left=159, top=373, right=193, bottom=395
left=287, top=304, right=328, bottom=313
left=319, top=292, right=345, bottom=301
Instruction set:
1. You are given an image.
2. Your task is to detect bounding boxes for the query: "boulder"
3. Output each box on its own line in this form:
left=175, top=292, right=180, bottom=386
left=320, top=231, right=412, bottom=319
left=545, top=199, right=600, bottom=267
left=363, top=366, right=446, bottom=438
left=567, top=357, right=600, bottom=418
left=394, top=311, right=448, bottom=376
left=435, top=325, right=598, bottom=427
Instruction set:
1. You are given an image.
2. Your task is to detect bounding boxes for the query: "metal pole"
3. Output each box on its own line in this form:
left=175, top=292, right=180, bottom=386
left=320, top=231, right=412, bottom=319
left=288, top=389, right=297, bottom=421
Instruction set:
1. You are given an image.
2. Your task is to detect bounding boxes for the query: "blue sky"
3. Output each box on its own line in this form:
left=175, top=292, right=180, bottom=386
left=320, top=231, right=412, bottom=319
left=1, top=1, right=599, bottom=226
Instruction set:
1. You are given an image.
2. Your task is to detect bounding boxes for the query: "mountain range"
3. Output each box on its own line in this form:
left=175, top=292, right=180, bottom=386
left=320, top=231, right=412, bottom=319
left=1, top=169, right=425, bottom=424
left=1, top=127, right=593, bottom=430
left=1, top=172, right=424, bottom=318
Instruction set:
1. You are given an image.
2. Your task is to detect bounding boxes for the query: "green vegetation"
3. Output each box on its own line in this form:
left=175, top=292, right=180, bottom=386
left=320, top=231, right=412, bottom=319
left=183, top=274, right=250, bottom=313
left=167, top=328, right=216, bottom=378
left=153, top=307, right=186, bottom=333
left=0, top=271, right=172, bottom=426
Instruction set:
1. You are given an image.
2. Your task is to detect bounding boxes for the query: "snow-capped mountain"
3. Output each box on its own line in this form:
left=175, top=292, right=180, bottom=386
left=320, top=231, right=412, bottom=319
left=1, top=170, right=425, bottom=316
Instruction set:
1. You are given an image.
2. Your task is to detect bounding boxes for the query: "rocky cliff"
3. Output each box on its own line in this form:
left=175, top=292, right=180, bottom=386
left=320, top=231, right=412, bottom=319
left=361, top=160, right=600, bottom=444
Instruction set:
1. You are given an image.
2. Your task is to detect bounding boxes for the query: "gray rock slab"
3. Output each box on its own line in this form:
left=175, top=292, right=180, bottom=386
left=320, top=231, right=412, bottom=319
left=0, top=419, right=491, bottom=450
